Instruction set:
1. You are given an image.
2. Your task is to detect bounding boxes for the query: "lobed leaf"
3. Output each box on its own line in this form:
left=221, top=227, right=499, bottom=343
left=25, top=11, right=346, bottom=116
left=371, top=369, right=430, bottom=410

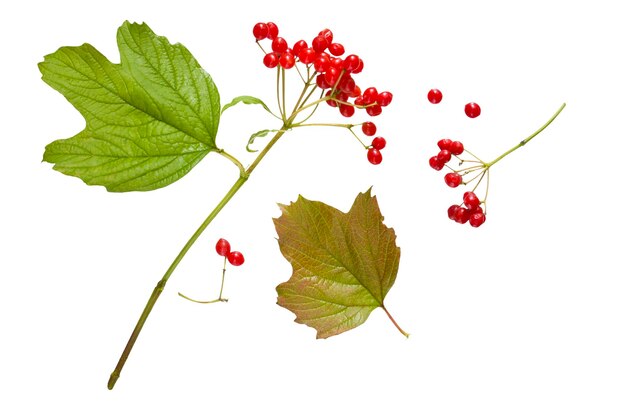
left=275, top=189, right=403, bottom=338
left=39, top=21, right=221, bottom=192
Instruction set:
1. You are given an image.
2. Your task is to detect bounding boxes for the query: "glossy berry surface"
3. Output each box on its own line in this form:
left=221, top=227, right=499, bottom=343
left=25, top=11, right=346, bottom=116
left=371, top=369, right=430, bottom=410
left=463, top=191, right=480, bottom=210
left=469, top=211, right=486, bottom=227
left=444, top=172, right=462, bottom=188
left=252, top=23, right=269, bottom=40
left=427, top=89, right=443, bottom=104
left=449, top=140, right=464, bottom=155
left=215, top=238, right=231, bottom=257
left=429, top=156, right=445, bottom=171
left=361, top=122, right=377, bottom=136
left=465, top=102, right=481, bottom=118
left=367, top=148, right=383, bottom=165
left=371, top=137, right=386, bottom=150
left=227, top=251, right=245, bottom=266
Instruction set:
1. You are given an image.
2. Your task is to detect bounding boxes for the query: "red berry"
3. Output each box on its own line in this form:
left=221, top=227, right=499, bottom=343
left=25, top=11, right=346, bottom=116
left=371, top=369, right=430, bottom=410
left=367, top=148, right=383, bottom=165
left=378, top=91, right=393, bottom=107
left=227, top=251, right=245, bottom=266
left=292, top=40, right=307, bottom=56
left=469, top=211, right=486, bottom=227
left=316, top=74, right=331, bottom=89
left=253, top=23, right=269, bottom=40
left=429, top=156, right=445, bottom=171
left=215, top=238, right=231, bottom=256
left=266, top=22, right=279, bottom=40
left=298, top=47, right=316, bottom=65
left=343, top=54, right=360, bottom=72
left=449, top=140, right=464, bottom=155
left=362, top=122, right=377, bottom=136
left=437, top=138, right=452, bottom=151
left=319, top=28, right=333, bottom=44
left=313, top=54, right=330, bottom=72
left=453, top=207, right=470, bottom=224
left=352, top=58, right=364, bottom=74
left=325, top=91, right=338, bottom=107
left=444, top=172, right=462, bottom=188
left=427, top=89, right=443, bottom=104
left=447, top=204, right=460, bottom=220
left=339, top=103, right=355, bottom=117
left=324, top=66, right=340, bottom=85
left=338, top=76, right=356, bottom=94
left=328, top=43, right=345, bottom=56
left=312, top=35, right=329, bottom=53
left=463, top=191, right=480, bottom=210
left=366, top=104, right=382, bottom=116
left=437, top=149, right=451, bottom=163
left=362, top=87, right=379, bottom=105
left=271, top=37, right=288, bottom=54
left=279, top=52, right=296, bottom=69
left=465, top=102, right=481, bottom=118
left=371, top=137, right=386, bottom=150
left=263, top=52, right=279, bottom=68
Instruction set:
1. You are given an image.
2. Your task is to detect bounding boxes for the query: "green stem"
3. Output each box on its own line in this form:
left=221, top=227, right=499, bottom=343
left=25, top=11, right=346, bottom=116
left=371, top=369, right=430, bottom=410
left=486, top=103, right=566, bottom=168
left=218, top=256, right=227, bottom=300
left=108, top=125, right=291, bottom=390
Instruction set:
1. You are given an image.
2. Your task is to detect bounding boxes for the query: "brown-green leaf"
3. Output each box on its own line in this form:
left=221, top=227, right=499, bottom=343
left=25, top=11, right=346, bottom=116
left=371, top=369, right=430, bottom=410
left=274, top=189, right=408, bottom=339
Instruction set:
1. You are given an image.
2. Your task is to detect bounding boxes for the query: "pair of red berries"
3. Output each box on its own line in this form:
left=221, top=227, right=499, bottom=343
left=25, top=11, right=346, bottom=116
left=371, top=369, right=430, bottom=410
left=427, top=88, right=481, bottom=118
left=215, top=238, right=244, bottom=266
left=448, top=191, right=486, bottom=228
left=362, top=121, right=386, bottom=165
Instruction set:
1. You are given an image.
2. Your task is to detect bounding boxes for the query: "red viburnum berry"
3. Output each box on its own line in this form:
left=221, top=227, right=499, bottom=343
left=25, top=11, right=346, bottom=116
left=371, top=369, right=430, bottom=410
left=338, top=76, right=356, bottom=94
left=343, top=54, right=360, bottom=72
left=227, top=251, right=245, bottom=266
left=449, top=140, right=464, bottom=155
left=271, top=37, right=288, bottom=54
left=313, top=54, right=330, bottom=72
left=453, top=207, right=470, bottom=224
left=378, top=91, right=393, bottom=107
left=292, top=40, right=307, bottom=56
left=437, top=138, right=452, bottom=151
left=437, top=149, right=451, bottom=163
left=362, top=87, right=379, bottom=105
left=366, top=104, right=383, bottom=116
left=253, top=23, right=269, bottom=40
left=325, top=91, right=338, bottom=107
left=328, top=43, right=345, bottom=56
left=362, top=121, right=377, bottom=136
left=215, top=238, right=231, bottom=257
left=444, top=172, right=463, bottom=188
left=339, top=104, right=355, bottom=117
left=266, top=22, right=279, bottom=40
left=427, top=89, right=443, bottom=104
left=316, top=74, right=331, bottom=89
left=465, top=102, right=481, bottom=118
left=312, top=35, right=329, bottom=53
left=352, top=58, right=364, bottom=74
left=263, top=52, right=279, bottom=68
left=298, top=47, right=316, bottom=65
left=429, top=156, right=445, bottom=171
left=469, top=211, right=486, bottom=227
left=367, top=148, right=383, bottom=165
left=279, top=52, right=296, bottom=69
left=319, top=28, right=333, bottom=44
left=447, top=204, right=460, bottom=220
left=371, top=137, right=386, bottom=150
left=463, top=191, right=480, bottom=210
left=324, top=66, right=340, bottom=85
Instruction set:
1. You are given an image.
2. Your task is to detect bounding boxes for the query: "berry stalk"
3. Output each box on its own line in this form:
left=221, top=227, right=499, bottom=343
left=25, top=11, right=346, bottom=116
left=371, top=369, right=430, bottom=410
left=486, top=102, right=566, bottom=168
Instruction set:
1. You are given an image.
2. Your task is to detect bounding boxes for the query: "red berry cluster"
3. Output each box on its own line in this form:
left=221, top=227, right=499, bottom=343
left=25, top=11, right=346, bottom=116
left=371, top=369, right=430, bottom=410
left=252, top=22, right=392, bottom=119
left=428, top=139, right=487, bottom=228
left=215, top=238, right=245, bottom=266
left=361, top=121, right=386, bottom=165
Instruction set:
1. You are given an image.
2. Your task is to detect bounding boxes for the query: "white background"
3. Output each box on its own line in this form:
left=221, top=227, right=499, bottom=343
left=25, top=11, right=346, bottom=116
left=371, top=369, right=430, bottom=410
left=1, top=0, right=625, bottom=416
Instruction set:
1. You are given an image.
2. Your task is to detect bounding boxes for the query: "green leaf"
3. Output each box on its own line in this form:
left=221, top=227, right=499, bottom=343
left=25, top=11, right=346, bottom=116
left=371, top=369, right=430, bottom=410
left=274, top=189, right=407, bottom=339
left=39, top=21, right=221, bottom=192
left=221, top=95, right=272, bottom=115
